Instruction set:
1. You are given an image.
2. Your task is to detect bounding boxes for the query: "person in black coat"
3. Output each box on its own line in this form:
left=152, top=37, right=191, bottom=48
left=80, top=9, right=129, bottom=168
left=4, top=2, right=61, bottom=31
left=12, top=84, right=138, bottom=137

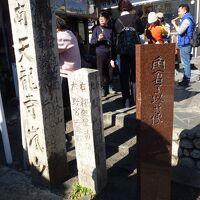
left=111, top=0, right=144, bottom=108
left=90, top=11, right=113, bottom=97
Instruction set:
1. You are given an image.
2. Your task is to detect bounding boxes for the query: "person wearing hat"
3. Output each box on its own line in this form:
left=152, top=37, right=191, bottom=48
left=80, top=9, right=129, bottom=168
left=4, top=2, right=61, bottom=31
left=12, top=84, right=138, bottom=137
left=145, top=12, right=164, bottom=44
left=110, top=0, right=144, bottom=108
left=157, top=12, right=171, bottom=42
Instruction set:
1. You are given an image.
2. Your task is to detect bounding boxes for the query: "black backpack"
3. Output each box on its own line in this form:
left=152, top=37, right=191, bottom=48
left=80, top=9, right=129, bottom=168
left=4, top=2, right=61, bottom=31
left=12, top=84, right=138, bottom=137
left=190, top=24, right=200, bottom=47
left=116, top=18, right=141, bottom=55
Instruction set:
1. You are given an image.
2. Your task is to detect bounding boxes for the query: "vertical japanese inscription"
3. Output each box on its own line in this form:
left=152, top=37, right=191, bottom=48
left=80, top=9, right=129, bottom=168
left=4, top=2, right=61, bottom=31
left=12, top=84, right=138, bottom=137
left=31, top=0, right=64, bottom=153
left=136, top=44, right=175, bottom=200
left=9, top=0, right=67, bottom=184
left=151, top=56, right=165, bottom=126
left=13, top=0, right=46, bottom=173
left=33, top=0, right=60, bottom=92
left=70, top=80, right=91, bottom=148
left=69, top=69, right=107, bottom=193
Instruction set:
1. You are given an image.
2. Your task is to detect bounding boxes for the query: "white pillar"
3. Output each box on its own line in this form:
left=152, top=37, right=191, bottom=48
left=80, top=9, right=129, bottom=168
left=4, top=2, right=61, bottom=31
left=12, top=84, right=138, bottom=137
left=0, top=91, right=13, bottom=164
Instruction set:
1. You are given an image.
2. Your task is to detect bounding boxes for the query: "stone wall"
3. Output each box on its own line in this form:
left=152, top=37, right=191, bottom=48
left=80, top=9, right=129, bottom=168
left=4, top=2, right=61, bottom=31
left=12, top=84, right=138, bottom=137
left=172, top=125, right=200, bottom=187
left=173, top=127, right=200, bottom=169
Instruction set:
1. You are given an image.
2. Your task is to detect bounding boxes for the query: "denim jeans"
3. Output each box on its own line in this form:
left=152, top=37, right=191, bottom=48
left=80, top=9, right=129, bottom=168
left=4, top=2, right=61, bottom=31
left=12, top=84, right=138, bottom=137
left=180, top=45, right=192, bottom=81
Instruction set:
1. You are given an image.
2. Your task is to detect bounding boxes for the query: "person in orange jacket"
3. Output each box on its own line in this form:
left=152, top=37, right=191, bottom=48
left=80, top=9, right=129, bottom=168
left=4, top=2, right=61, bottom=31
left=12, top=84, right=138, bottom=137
left=145, top=12, right=164, bottom=44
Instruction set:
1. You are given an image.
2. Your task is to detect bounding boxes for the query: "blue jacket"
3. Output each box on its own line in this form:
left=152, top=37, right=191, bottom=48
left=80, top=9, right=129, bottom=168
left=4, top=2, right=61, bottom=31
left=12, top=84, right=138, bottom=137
left=178, top=12, right=195, bottom=47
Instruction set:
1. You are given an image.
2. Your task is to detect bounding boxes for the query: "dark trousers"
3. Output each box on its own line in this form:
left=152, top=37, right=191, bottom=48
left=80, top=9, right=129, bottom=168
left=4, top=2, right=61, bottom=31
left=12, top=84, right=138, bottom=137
left=96, top=53, right=110, bottom=88
left=120, top=54, right=136, bottom=102
left=61, top=77, right=71, bottom=123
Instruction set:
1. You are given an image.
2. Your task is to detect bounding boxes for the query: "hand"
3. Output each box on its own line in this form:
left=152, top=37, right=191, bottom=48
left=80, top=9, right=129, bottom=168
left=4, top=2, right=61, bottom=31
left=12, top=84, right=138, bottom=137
left=171, top=19, right=176, bottom=26
left=98, top=33, right=104, bottom=41
left=110, top=60, right=115, bottom=68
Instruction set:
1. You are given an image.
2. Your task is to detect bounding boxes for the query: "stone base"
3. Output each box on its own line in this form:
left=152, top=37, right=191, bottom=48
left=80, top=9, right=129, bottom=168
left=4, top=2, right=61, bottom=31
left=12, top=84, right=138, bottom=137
left=172, top=165, right=200, bottom=188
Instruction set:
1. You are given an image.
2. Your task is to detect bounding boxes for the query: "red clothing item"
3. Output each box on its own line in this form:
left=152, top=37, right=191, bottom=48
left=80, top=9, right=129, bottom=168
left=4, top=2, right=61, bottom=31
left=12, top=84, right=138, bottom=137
left=146, top=25, right=164, bottom=44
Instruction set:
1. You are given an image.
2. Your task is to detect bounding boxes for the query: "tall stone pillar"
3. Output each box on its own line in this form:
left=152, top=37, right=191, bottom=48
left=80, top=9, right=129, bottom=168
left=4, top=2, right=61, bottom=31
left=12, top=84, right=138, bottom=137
left=136, top=44, right=175, bottom=200
left=68, top=68, right=107, bottom=194
left=8, top=0, right=68, bottom=187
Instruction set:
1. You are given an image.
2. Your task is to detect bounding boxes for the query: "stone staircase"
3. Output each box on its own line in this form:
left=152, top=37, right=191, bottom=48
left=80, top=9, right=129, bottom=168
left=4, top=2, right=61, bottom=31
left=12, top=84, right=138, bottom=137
left=66, top=92, right=138, bottom=173
left=102, top=93, right=137, bottom=172
left=96, top=93, right=137, bottom=199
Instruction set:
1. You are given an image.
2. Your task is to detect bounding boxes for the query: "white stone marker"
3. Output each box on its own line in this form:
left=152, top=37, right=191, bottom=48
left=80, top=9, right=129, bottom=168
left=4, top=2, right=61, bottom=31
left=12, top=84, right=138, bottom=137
left=68, top=68, right=107, bottom=194
left=0, top=91, right=13, bottom=165
left=8, top=0, right=67, bottom=187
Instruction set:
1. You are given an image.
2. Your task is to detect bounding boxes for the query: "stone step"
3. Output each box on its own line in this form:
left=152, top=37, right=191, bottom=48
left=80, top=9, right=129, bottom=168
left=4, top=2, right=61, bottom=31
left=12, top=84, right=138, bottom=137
left=102, top=93, right=137, bottom=171
left=66, top=133, right=137, bottom=172
left=104, top=122, right=137, bottom=172
left=103, top=108, right=136, bottom=128
left=106, top=145, right=137, bottom=172
left=66, top=125, right=137, bottom=172
left=104, top=125, right=137, bottom=153
left=65, top=92, right=138, bottom=173
left=66, top=119, right=137, bottom=154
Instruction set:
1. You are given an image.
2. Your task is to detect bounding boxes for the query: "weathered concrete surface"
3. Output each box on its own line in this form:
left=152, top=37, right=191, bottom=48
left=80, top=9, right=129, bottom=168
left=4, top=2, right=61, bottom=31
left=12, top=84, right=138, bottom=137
left=0, top=167, right=62, bottom=200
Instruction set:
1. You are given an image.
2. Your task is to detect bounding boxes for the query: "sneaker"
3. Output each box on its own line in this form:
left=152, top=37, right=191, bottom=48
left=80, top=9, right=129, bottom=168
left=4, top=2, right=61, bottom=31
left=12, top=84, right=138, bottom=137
left=178, top=80, right=189, bottom=87
left=109, top=85, right=116, bottom=94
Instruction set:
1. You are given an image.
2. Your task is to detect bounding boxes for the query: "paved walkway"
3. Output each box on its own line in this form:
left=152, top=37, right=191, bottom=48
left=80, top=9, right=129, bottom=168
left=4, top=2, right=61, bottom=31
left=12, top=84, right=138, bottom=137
left=1, top=60, right=200, bottom=200
left=173, top=64, right=200, bottom=134
left=0, top=167, right=63, bottom=200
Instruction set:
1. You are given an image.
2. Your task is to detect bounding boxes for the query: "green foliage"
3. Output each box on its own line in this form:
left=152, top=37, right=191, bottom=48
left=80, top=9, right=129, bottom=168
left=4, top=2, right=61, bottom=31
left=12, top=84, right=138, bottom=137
left=70, top=181, right=93, bottom=200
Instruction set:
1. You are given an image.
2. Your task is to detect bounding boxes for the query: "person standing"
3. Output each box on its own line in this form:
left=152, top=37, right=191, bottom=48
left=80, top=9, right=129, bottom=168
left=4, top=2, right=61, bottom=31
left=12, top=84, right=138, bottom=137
left=56, top=17, right=81, bottom=76
left=171, top=4, right=195, bottom=86
left=111, top=0, right=144, bottom=108
left=56, top=16, right=81, bottom=128
left=90, top=11, right=113, bottom=97
left=145, top=12, right=164, bottom=44
left=156, top=12, right=171, bottom=43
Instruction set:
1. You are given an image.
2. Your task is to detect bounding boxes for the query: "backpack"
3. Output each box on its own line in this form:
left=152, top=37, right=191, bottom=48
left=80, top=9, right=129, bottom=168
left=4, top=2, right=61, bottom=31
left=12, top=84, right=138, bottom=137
left=116, top=18, right=141, bottom=55
left=190, top=24, right=200, bottom=47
